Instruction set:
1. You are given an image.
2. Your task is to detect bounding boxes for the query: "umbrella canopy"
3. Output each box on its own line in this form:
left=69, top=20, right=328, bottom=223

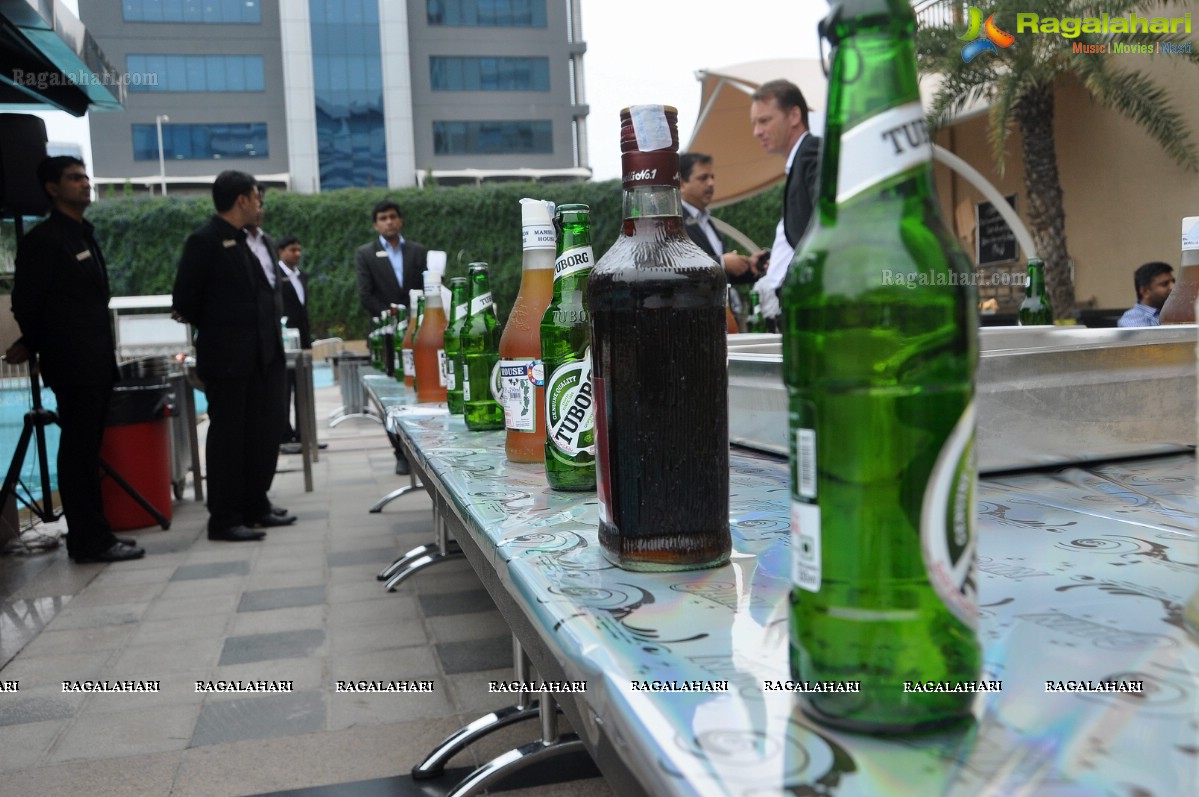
left=687, top=58, right=988, bottom=208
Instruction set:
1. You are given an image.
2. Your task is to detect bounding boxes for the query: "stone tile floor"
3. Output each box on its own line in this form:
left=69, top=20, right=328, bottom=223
left=0, top=378, right=612, bottom=797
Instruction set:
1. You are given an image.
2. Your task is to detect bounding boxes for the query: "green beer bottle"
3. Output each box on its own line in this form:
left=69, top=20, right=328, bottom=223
left=461, top=263, right=504, bottom=431
left=368, top=316, right=380, bottom=370
left=392, top=303, right=408, bottom=383
left=783, top=0, right=981, bottom=733
left=410, top=293, right=425, bottom=393
left=540, top=204, right=596, bottom=491
left=1017, top=257, right=1054, bottom=325
left=444, top=276, right=470, bottom=414
left=746, top=291, right=765, bottom=333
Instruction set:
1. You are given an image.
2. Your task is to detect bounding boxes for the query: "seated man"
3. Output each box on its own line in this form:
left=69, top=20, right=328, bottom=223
left=1117, top=262, right=1174, bottom=327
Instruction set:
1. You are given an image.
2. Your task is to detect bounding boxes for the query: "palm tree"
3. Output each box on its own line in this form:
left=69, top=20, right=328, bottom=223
left=915, top=0, right=1199, bottom=317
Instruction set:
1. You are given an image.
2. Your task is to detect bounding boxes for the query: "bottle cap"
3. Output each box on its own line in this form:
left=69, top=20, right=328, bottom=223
left=427, top=250, right=447, bottom=274
left=619, top=105, right=679, bottom=188
left=1183, top=217, right=1199, bottom=251
left=521, top=198, right=556, bottom=250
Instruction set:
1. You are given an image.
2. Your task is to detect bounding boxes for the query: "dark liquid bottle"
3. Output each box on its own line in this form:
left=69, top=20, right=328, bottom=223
left=461, top=263, right=504, bottom=431
left=588, top=105, right=731, bottom=571
left=784, top=0, right=980, bottom=734
left=1017, top=257, right=1053, bottom=325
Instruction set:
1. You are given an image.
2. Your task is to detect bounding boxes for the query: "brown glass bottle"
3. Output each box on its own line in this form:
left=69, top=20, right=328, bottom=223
left=588, top=105, right=731, bottom=571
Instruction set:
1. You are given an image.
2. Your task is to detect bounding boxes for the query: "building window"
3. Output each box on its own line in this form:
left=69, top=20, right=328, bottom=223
left=430, top=57, right=549, bottom=91
left=132, top=123, right=268, bottom=160
left=433, top=121, right=552, bottom=155
left=126, top=55, right=265, bottom=92
left=123, top=0, right=262, bottom=23
left=309, top=0, right=387, bottom=189
left=426, top=0, right=546, bottom=27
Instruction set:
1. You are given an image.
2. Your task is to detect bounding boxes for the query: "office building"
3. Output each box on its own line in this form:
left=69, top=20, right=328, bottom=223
left=80, top=0, right=589, bottom=194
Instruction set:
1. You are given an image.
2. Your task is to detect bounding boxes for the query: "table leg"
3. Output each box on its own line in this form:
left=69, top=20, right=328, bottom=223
left=368, top=470, right=424, bottom=514
left=383, top=500, right=464, bottom=591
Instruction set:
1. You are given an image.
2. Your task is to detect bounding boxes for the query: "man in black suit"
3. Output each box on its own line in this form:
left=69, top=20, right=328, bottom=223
left=354, top=200, right=428, bottom=475
left=749, top=79, right=821, bottom=323
left=173, top=171, right=295, bottom=542
left=8, top=157, right=144, bottom=563
left=276, top=235, right=312, bottom=446
left=679, top=151, right=767, bottom=285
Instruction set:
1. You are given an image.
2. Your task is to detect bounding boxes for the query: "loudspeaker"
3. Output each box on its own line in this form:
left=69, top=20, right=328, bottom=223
left=0, top=114, right=50, bottom=218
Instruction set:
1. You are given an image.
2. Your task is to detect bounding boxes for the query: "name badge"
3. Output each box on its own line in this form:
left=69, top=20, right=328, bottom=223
left=223, top=239, right=237, bottom=248
left=375, top=250, right=388, bottom=258
left=76, top=250, right=92, bottom=261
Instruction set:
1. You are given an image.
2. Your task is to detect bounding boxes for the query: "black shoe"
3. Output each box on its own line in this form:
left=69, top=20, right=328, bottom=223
left=208, top=525, right=267, bottom=542
left=247, top=512, right=297, bottom=528
left=395, top=458, right=410, bottom=476
left=116, top=537, right=138, bottom=547
left=270, top=504, right=289, bottom=517
left=73, top=542, right=146, bottom=563
left=279, top=442, right=302, bottom=455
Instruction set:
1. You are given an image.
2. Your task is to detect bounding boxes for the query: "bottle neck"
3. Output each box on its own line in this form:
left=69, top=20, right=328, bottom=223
left=1026, top=262, right=1046, bottom=296
left=818, top=4, right=934, bottom=217
left=622, top=184, right=683, bottom=221
left=522, top=246, right=554, bottom=271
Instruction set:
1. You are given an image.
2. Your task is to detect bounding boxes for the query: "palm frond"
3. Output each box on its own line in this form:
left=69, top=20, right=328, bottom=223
left=1076, top=64, right=1199, bottom=170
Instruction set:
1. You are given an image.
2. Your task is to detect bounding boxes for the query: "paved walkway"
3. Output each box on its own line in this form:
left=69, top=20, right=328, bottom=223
left=0, top=376, right=612, bottom=797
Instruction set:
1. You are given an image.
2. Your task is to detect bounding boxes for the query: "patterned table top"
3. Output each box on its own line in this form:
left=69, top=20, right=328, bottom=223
left=364, top=374, right=1199, bottom=796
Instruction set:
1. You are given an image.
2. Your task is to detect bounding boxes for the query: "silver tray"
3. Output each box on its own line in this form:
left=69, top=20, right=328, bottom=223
left=728, top=326, right=1198, bottom=473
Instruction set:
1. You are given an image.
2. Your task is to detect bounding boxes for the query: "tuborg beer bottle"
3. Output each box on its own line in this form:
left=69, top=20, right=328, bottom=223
left=589, top=105, right=731, bottom=571
left=461, top=263, right=504, bottom=431
left=392, top=303, right=408, bottom=383
left=783, top=0, right=981, bottom=733
left=400, top=288, right=420, bottom=388
left=444, top=276, right=470, bottom=414
left=1017, top=257, right=1053, bottom=325
left=540, top=204, right=596, bottom=491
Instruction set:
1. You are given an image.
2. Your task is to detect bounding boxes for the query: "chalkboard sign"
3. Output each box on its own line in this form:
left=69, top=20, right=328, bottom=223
left=975, top=195, right=1019, bottom=266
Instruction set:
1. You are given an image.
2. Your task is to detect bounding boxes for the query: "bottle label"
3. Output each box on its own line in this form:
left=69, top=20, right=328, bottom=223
left=499, top=358, right=543, bottom=431
left=470, top=292, right=493, bottom=316
left=445, top=356, right=457, bottom=391
left=791, top=502, right=822, bottom=593
left=837, top=101, right=931, bottom=204
left=523, top=222, right=556, bottom=251
left=545, top=350, right=594, bottom=457
left=455, top=303, right=468, bottom=321
left=629, top=104, right=672, bottom=150
left=402, top=349, right=415, bottom=378
left=437, top=349, right=448, bottom=388
left=555, top=245, right=594, bottom=283
left=920, top=402, right=978, bottom=630
left=396, top=320, right=408, bottom=337
left=462, top=362, right=470, bottom=400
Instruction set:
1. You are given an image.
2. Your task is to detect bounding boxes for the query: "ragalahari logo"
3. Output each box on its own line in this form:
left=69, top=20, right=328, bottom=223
left=959, top=8, right=1015, bottom=62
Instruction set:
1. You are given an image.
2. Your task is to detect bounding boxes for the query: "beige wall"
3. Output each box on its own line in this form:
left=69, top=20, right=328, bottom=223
left=932, top=52, right=1199, bottom=311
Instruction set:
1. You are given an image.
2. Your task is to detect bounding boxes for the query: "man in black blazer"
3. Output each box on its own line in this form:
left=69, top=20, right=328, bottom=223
left=679, top=152, right=767, bottom=285
left=173, top=171, right=294, bottom=541
left=354, top=200, right=428, bottom=475
left=8, top=157, right=144, bottom=563
left=277, top=235, right=311, bottom=445
left=749, top=79, right=821, bottom=322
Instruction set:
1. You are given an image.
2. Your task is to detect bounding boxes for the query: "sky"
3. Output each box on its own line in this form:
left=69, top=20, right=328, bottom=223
left=36, top=0, right=831, bottom=183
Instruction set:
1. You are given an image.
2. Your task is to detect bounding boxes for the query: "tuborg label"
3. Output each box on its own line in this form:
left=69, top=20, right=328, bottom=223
left=470, top=292, right=493, bottom=317
left=545, top=349, right=594, bottom=457
left=499, top=358, right=543, bottom=431
left=920, top=402, right=978, bottom=630
left=836, top=101, right=932, bottom=204
left=436, top=349, right=447, bottom=387
left=455, top=303, right=468, bottom=321
left=402, top=349, right=415, bottom=378
left=555, top=246, right=594, bottom=283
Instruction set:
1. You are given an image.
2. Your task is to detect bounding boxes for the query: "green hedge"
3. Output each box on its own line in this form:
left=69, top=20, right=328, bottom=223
left=84, top=181, right=784, bottom=340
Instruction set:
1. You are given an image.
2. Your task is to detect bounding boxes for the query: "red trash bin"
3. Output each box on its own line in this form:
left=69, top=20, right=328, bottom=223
left=100, top=382, right=173, bottom=531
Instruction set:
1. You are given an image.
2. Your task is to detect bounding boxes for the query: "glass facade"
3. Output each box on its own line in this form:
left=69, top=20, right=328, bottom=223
left=426, top=0, right=546, bottom=27
left=433, top=121, right=552, bottom=155
left=127, top=55, right=265, bottom=93
left=430, top=57, right=549, bottom=91
left=132, top=123, right=268, bottom=160
left=310, top=0, right=386, bottom=189
left=123, top=0, right=261, bottom=23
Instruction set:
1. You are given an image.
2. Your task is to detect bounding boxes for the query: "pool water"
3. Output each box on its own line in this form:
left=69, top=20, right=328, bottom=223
left=0, top=363, right=334, bottom=496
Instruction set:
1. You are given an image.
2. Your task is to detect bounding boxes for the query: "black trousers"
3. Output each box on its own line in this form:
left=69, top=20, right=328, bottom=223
left=203, top=358, right=286, bottom=531
left=52, top=383, right=118, bottom=557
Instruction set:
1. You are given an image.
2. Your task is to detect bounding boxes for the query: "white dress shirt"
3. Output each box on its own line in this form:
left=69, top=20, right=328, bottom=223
left=681, top=199, right=724, bottom=258
left=278, top=260, right=304, bottom=306
left=245, top=228, right=275, bottom=287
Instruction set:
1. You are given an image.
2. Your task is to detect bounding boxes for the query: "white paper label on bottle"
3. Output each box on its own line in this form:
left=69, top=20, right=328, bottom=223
left=523, top=223, right=556, bottom=250
left=470, top=292, right=493, bottom=316
left=796, top=428, right=817, bottom=499
left=462, top=363, right=470, bottom=401
left=837, top=102, right=931, bottom=204
left=402, top=349, right=415, bottom=378
left=920, top=402, right=978, bottom=630
left=436, top=349, right=448, bottom=387
left=555, top=246, right=594, bottom=283
left=629, top=104, right=672, bottom=151
left=792, top=502, right=822, bottom=592
left=545, top=350, right=594, bottom=456
left=454, top=303, right=468, bottom=321
left=499, top=358, right=543, bottom=431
